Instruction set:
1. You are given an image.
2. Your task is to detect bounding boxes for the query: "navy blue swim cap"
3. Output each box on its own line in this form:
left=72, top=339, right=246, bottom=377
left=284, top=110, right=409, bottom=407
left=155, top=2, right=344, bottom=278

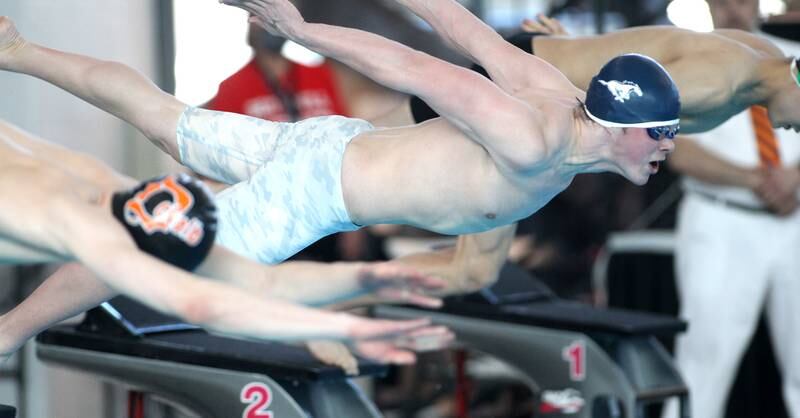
left=584, top=54, right=680, bottom=128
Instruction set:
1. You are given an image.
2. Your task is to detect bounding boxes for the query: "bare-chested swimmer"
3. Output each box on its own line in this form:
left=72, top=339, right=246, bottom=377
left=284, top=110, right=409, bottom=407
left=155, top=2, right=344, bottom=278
left=0, top=0, right=678, bottom=266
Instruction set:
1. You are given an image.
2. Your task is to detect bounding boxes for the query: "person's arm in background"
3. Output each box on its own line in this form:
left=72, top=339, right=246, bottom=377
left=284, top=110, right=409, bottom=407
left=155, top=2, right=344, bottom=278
left=668, top=136, right=764, bottom=188
left=668, top=136, right=800, bottom=215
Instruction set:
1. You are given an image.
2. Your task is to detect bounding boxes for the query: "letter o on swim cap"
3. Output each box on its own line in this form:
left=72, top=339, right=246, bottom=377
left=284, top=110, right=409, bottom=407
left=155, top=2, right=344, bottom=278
left=111, top=173, right=217, bottom=271
left=585, top=53, right=680, bottom=128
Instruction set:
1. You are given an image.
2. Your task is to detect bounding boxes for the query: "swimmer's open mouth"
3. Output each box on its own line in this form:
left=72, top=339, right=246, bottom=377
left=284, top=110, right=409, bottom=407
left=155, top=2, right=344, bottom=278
left=649, top=160, right=660, bottom=172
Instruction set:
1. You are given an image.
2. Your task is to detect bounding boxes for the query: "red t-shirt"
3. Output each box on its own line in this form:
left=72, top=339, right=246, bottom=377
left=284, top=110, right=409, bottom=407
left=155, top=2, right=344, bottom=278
left=207, top=59, right=348, bottom=121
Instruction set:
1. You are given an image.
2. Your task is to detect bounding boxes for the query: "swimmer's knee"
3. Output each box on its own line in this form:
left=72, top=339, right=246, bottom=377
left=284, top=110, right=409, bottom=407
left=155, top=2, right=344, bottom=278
left=137, top=100, right=187, bottom=161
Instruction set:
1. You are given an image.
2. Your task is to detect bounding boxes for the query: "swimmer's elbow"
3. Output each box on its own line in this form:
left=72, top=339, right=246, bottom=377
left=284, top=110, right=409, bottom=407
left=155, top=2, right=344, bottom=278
left=172, top=283, right=241, bottom=331
left=172, top=283, right=255, bottom=335
left=175, top=293, right=218, bottom=327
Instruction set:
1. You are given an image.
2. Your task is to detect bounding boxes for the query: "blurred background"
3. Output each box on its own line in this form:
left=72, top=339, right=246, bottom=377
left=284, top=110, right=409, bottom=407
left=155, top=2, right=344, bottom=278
left=0, top=0, right=799, bottom=417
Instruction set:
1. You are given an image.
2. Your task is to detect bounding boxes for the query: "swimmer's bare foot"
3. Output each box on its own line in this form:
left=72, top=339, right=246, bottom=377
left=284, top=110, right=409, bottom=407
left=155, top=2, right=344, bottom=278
left=0, top=17, right=27, bottom=70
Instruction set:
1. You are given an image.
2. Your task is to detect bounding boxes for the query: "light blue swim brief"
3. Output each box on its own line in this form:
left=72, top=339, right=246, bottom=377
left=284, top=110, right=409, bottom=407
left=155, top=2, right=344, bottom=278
left=175, top=107, right=373, bottom=263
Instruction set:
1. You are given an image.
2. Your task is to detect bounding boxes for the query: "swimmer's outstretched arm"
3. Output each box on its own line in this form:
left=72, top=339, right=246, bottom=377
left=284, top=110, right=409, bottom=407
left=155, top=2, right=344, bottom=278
left=332, top=224, right=516, bottom=310
left=0, top=248, right=447, bottom=361
left=0, top=17, right=186, bottom=160
left=390, top=0, right=573, bottom=93
left=0, top=263, right=115, bottom=359
left=396, top=224, right=516, bottom=295
left=222, top=0, right=547, bottom=171
left=198, top=245, right=445, bottom=308
left=65, top=213, right=436, bottom=344
left=305, top=225, right=516, bottom=374
left=0, top=188, right=452, bottom=364
left=0, top=243, right=445, bottom=356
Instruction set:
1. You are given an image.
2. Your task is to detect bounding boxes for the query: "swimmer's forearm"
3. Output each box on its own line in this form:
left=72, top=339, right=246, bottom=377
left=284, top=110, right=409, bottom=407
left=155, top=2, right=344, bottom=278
left=394, top=0, right=503, bottom=64
left=67, top=213, right=360, bottom=341
left=82, top=245, right=361, bottom=340
left=291, top=22, right=446, bottom=98
left=292, top=20, right=534, bottom=152
left=670, top=136, right=762, bottom=189
left=260, top=261, right=372, bottom=306
left=395, top=0, right=543, bottom=91
left=392, top=249, right=468, bottom=296
left=195, top=246, right=367, bottom=306
left=397, top=225, right=516, bottom=295
left=6, top=42, right=185, bottom=158
left=0, top=263, right=116, bottom=356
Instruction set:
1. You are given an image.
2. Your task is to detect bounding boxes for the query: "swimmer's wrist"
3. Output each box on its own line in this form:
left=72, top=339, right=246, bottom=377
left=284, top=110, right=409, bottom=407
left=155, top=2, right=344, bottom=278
left=332, top=312, right=361, bottom=340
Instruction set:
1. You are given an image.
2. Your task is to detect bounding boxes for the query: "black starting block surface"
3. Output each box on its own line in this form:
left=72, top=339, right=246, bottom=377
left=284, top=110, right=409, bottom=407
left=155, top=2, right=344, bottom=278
left=37, top=296, right=386, bottom=382
left=441, top=262, right=687, bottom=336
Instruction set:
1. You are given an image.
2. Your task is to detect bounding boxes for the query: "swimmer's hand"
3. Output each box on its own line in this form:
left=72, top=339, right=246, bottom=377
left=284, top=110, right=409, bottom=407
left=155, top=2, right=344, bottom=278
left=349, top=320, right=454, bottom=366
left=521, top=14, right=569, bottom=36
left=220, top=0, right=304, bottom=38
left=358, top=262, right=446, bottom=308
left=0, top=17, right=27, bottom=70
left=309, top=322, right=455, bottom=373
left=307, top=340, right=360, bottom=375
left=324, top=315, right=452, bottom=366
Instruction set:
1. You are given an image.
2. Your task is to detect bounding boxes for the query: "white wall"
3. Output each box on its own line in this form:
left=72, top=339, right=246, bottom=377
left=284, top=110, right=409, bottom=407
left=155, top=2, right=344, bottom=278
left=0, top=1, right=165, bottom=417
left=0, top=0, right=167, bottom=177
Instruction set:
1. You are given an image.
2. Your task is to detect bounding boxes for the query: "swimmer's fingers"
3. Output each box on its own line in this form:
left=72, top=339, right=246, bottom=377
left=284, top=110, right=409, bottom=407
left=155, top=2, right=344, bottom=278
left=521, top=14, right=569, bottom=36
left=538, top=14, right=568, bottom=35
left=520, top=18, right=550, bottom=34
left=347, top=316, right=431, bottom=340
left=358, top=262, right=445, bottom=308
left=307, top=340, right=360, bottom=375
left=393, top=326, right=455, bottom=352
left=351, top=325, right=455, bottom=365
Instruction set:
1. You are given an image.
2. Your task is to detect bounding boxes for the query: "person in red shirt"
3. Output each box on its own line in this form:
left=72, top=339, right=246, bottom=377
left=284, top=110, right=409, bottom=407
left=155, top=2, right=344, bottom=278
left=207, top=24, right=349, bottom=121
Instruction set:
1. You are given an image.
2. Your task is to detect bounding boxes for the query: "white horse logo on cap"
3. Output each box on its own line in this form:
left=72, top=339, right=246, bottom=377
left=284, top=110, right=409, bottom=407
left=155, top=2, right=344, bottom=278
left=599, top=80, right=643, bottom=103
